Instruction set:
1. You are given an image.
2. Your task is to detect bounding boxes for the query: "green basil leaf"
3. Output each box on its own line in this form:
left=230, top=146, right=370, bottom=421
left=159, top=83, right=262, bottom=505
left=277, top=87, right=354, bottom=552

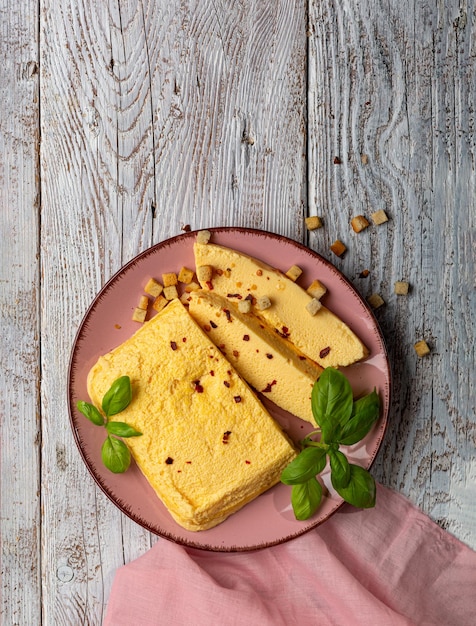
left=291, top=478, right=323, bottom=520
left=281, top=446, right=327, bottom=485
left=76, top=401, right=104, bottom=426
left=106, top=421, right=142, bottom=438
left=101, top=436, right=131, bottom=473
left=329, top=448, right=351, bottom=489
left=311, top=368, right=353, bottom=442
left=333, top=464, right=376, bottom=508
left=337, top=390, right=380, bottom=446
left=102, top=376, right=132, bottom=417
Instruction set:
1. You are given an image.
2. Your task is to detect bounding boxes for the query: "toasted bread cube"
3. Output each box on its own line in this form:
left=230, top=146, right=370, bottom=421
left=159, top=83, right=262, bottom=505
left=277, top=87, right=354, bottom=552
left=285, top=265, right=303, bottom=282
left=180, top=292, right=192, bottom=305
left=307, top=279, right=327, bottom=300
left=162, top=272, right=178, bottom=287
left=144, top=278, right=163, bottom=298
left=367, top=293, right=385, bottom=309
left=163, top=285, right=179, bottom=300
left=305, top=216, right=323, bottom=231
left=178, top=266, right=195, bottom=284
left=132, top=307, right=147, bottom=323
left=238, top=299, right=252, bottom=313
left=256, top=296, right=271, bottom=311
left=152, top=295, right=168, bottom=312
left=351, top=215, right=370, bottom=233
left=414, top=340, right=431, bottom=357
left=184, top=281, right=201, bottom=293
left=138, top=295, right=149, bottom=310
left=306, top=298, right=322, bottom=316
left=371, top=209, right=389, bottom=225
left=197, top=265, right=213, bottom=283
left=330, top=240, right=346, bottom=257
left=394, top=281, right=410, bottom=295
left=196, top=229, right=211, bottom=244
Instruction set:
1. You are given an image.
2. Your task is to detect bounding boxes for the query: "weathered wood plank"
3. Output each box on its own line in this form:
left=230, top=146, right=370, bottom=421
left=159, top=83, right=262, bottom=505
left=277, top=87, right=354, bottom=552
left=39, top=1, right=306, bottom=623
left=0, top=1, right=41, bottom=624
left=308, top=0, right=476, bottom=549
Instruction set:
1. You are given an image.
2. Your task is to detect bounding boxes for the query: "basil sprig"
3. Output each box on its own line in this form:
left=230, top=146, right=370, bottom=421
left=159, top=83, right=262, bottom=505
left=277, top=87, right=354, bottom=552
left=281, top=367, right=380, bottom=520
left=76, top=376, right=142, bottom=473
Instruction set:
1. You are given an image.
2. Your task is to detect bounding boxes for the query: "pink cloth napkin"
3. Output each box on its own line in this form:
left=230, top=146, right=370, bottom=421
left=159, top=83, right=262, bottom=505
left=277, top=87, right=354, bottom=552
left=104, top=485, right=476, bottom=626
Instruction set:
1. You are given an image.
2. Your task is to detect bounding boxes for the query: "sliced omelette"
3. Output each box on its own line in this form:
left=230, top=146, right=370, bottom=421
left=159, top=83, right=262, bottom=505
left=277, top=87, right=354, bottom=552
left=188, top=290, right=323, bottom=424
left=194, top=241, right=369, bottom=368
left=87, top=299, right=297, bottom=531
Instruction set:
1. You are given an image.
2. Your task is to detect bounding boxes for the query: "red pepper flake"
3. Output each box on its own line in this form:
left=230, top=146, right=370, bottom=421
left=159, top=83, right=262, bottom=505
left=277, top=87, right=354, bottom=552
left=227, top=370, right=232, bottom=375
left=275, top=327, right=290, bottom=339
left=170, top=341, right=178, bottom=350
left=181, top=224, right=191, bottom=232
left=319, top=346, right=331, bottom=359
left=233, top=350, right=239, bottom=357
left=114, top=324, right=121, bottom=330
left=359, top=269, right=370, bottom=278
left=245, top=293, right=254, bottom=302
left=298, top=356, right=306, bottom=360
left=210, top=320, right=218, bottom=328
left=186, top=461, right=192, bottom=464
left=223, top=381, right=230, bottom=388
left=334, top=156, right=342, bottom=164
left=203, top=324, right=211, bottom=331
left=206, top=280, right=213, bottom=290
left=219, top=344, right=226, bottom=354
left=243, top=334, right=250, bottom=341
left=215, top=268, right=224, bottom=276
left=177, top=470, right=182, bottom=473
left=182, top=337, right=187, bottom=342
left=245, top=460, right=251, bottom=464
left=256, top=269, right=263, bottom=276
left=234, top=396, right=242, bottom=403
left=165, top=457, right=174, bottom=465
left=223, top=309, right=232, bottom=322
left=193, top=380, right=204, bottom=393
left=227, top=293, right=243, bottom=299
left=222, top=430, right=232, bottom=444
left=262, top=380, right=277, bottom=393
left=266, top=353, right=273, bottom=359
left=210, top=370, right=215, bottom=376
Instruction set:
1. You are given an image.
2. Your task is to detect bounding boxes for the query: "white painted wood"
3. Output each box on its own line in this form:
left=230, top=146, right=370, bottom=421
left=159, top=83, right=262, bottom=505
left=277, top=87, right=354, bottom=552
left=1, top=0, right=475, bottom=623
left=0, top=2, right=42, bottom=625
left=38, top=1, right=306, bottom=623
left=308, top=0, right=476, bottom=547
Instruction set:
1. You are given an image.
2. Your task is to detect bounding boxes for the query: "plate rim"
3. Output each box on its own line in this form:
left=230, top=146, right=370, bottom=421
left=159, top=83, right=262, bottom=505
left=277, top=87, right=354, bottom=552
left=67, top=226, right=391, bottom=551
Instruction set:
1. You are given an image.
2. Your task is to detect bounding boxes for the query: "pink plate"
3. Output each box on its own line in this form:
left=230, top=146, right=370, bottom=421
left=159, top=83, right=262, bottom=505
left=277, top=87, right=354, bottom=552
left=68, top=227, right=390, bottom=551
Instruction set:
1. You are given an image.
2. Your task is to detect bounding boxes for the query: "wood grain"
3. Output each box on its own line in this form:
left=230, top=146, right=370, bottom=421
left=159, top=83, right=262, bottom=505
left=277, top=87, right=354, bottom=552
left=2, top=0, right=475, bottom=623
left=308, top=0, right=476, bottom=547
left=0, top=2, right=41, bottom=624
left=38, top=0, right=306, bottom=623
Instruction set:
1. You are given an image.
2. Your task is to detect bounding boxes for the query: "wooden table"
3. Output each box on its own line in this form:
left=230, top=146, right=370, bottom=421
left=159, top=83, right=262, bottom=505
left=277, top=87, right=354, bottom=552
left=2, top=1, right=475, bottom=623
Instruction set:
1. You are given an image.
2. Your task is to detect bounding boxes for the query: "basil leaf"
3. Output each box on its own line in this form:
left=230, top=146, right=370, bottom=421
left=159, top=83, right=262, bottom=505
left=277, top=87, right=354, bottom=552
left=329, top=448, right=351, bottom=489
left=311, top=368, right=353, bottom=442
left=291, top=478, right=323, bottom=520
left=102, top=376, right=132, bottom=417
left=101, top=436, right=131, bottom=473
left=281, top=446, right=327, bottom=485
left=76, top=401, right=105, bottom=426
left=106, top=421, right=142, bottom=438
left=337, top=390, right=380, bottom=446
left=333, top=464, right=376, bottom=508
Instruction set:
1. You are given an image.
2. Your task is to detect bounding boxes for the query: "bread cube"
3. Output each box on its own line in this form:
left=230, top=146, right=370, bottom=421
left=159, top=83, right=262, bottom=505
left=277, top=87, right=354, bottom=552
left=144, top=278, right=163, bottom=298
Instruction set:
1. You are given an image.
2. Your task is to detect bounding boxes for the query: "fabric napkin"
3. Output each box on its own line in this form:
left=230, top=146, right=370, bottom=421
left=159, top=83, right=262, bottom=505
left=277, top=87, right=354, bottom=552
left=104, top=485, right=476, bottom=626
